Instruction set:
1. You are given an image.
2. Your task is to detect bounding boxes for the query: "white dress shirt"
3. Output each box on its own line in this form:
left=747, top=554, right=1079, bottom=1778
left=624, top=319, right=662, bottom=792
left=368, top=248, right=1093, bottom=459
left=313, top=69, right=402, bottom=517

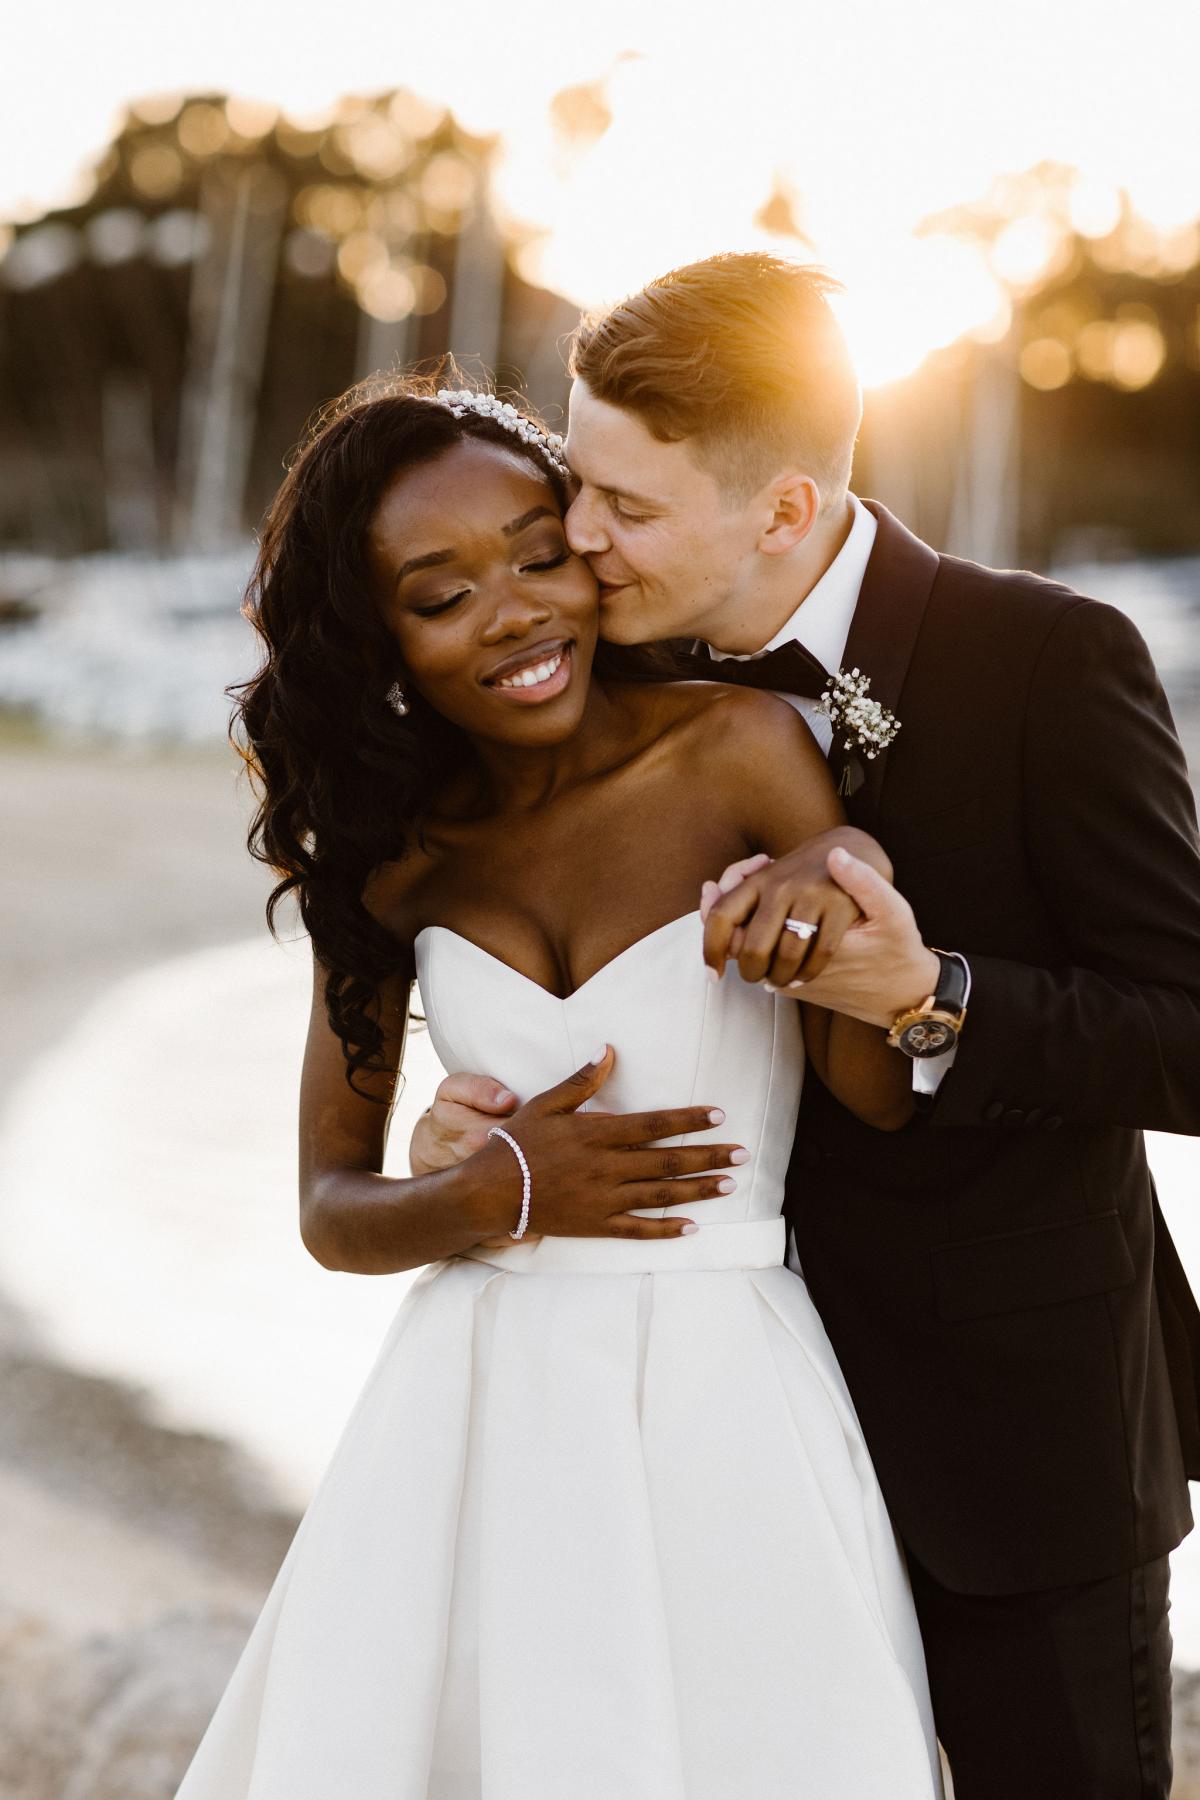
left=710, top=497, right=956, bottom=1277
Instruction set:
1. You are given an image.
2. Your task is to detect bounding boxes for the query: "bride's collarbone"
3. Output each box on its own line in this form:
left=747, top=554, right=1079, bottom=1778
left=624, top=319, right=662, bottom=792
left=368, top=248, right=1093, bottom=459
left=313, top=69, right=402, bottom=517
left=374, top=755, right=749, bottom=981
left=401, top=831, right=730, bottom=997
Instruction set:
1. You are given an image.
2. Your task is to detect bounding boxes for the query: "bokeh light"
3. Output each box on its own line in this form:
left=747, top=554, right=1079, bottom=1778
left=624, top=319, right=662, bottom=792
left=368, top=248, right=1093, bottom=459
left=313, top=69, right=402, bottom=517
left=1019, top=337, right=1073, bottom=390
left=3, top=2, right=1200, bottom=390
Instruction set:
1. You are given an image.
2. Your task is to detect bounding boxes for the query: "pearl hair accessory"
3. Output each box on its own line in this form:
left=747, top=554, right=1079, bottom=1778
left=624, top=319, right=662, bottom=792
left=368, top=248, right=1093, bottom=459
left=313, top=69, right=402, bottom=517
left=487, top=1125, right=532, bottom=1240
left=385, top=681, right=410, bottom=717
left=430, top=388, right=569, bottom=480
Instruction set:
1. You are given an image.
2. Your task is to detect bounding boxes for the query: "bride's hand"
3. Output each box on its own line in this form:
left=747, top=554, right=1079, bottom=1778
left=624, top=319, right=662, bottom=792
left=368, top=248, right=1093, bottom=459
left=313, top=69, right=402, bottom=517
left=700, top=827, right=894, bottom=991
left=465, top=1047, right=748, bottom=1243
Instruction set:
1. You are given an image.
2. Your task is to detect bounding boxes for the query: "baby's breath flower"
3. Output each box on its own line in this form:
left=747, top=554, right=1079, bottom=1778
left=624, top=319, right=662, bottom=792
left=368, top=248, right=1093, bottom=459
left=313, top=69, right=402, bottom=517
left=819, top=667, right=901, bottom=761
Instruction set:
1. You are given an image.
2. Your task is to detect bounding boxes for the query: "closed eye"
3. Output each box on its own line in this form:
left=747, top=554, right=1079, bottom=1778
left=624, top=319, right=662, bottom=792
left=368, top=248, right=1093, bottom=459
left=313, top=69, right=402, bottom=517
left=413, top=592, right=469, bottom=618
left=522, top=549, right=571, bottom=573
left=610, top=497, right=649, bottom=524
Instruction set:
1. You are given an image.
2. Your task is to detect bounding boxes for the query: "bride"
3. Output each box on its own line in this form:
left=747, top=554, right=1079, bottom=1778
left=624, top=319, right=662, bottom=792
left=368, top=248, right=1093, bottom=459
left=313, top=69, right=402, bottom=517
left=176, top=375, right=942, bottom=1799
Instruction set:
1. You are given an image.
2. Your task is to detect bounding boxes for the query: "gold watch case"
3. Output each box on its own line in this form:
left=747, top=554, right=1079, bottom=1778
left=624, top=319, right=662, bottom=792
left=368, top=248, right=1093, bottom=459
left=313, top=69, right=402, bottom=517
left=886, top=996, right=965, bottom=1058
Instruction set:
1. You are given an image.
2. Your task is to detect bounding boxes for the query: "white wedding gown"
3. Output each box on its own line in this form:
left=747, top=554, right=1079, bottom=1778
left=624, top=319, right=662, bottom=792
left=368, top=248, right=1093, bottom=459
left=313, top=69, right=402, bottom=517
left=177, top=910, right=942, bottom=1799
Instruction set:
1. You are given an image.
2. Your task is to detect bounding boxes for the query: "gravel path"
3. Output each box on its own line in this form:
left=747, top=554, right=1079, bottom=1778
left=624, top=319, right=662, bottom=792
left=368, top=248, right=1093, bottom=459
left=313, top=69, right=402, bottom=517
left=0, top=740, right=297, bottom=1798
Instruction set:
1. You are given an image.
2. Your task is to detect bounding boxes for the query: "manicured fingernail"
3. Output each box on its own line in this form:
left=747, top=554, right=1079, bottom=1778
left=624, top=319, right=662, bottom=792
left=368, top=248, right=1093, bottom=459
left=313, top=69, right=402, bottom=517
left=764, top=983, right=778, bottom=994
left=680, top=1222, right=700, bottom=1235
left=494, top=1087, right=515, bottom=1105
left=717, top=1177, right=737, bottom=1193
left=707, top=1108, right=726, bottom=1125
left=829, top=846, right=850, bottom=865
left=729, top=1147, right=751, bottom=1164
left=590, top=1044, right=608, bottom=1064
left=706, top=966, right=721, bottom=983
left=787, top=979, right=806, bottom=989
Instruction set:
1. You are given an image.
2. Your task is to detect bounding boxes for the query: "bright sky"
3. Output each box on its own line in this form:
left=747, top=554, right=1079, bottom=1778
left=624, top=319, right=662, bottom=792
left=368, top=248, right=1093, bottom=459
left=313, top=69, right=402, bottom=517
left=5, top=0, right=1199, bottom=384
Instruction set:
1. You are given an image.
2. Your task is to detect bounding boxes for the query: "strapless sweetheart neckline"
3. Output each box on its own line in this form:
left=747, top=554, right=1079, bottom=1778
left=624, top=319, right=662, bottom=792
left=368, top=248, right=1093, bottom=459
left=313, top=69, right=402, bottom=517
left=413, top=907, right=702, bottom=1004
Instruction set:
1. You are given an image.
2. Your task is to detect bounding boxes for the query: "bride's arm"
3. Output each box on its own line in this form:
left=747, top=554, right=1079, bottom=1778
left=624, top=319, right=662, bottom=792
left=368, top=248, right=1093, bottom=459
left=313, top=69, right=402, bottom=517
left=299, top=949, right=740, bottom=1271
left=298, top=950, right=507, bottom=1272
left=704, top=689, right=914, bottom=1132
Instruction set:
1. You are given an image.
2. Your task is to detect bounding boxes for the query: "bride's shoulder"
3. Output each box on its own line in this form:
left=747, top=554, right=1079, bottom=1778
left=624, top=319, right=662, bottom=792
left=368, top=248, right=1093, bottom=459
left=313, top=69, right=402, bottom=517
left=634, top=679, right=823, bottom=770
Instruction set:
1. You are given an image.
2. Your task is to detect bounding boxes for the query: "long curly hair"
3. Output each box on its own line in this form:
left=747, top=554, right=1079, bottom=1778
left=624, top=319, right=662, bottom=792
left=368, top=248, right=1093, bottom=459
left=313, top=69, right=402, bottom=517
left=232, top=371, right=572, bottom=1095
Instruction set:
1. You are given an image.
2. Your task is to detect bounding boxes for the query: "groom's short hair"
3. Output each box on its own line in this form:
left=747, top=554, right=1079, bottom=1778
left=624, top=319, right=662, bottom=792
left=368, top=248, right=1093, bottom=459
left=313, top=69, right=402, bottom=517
left=570, top=253, right=861, bottom=507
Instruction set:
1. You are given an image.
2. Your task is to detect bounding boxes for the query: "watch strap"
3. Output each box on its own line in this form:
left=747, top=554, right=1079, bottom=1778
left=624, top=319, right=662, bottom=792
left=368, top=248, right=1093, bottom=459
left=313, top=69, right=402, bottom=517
left=887, top=950, right=971, bottom=1057
left=929, top=949, right=970, bottom=1020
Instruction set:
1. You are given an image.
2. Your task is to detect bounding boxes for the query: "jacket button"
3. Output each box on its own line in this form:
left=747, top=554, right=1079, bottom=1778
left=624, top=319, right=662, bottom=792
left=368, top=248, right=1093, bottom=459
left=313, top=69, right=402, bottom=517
left=1003, top=1108, right=1025, bottom=1127
left=1025, top=1108, right=1044, bottom=1127
left=983, top=1101, right=1005, bottom=1122
left=1043, top=1114, right=1063, bottom=1131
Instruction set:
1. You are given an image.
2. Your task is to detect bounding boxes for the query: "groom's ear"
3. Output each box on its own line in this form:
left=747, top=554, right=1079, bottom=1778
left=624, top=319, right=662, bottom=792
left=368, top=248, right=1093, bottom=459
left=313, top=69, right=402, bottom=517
left=756, top=473, right=822, bottom=556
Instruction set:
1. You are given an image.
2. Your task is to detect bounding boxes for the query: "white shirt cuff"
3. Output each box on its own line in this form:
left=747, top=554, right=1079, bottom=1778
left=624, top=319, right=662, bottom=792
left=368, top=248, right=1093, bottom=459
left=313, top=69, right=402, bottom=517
left=912, top=1043, right=958, bottom=1095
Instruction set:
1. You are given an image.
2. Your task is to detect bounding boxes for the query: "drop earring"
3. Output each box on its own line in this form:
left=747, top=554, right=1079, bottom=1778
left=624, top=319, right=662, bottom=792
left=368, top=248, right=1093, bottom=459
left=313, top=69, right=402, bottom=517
left=385, top=681, right=410, bottom=717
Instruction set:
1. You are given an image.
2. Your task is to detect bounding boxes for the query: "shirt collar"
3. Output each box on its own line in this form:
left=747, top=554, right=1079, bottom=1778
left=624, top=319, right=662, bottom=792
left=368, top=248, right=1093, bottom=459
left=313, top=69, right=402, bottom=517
left=714, top=493, right=877, bottom=671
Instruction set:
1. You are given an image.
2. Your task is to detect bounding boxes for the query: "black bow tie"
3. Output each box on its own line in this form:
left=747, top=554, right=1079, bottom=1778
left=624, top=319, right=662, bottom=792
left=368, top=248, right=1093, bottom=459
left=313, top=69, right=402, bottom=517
left=685, top=639, right=832, bottom=702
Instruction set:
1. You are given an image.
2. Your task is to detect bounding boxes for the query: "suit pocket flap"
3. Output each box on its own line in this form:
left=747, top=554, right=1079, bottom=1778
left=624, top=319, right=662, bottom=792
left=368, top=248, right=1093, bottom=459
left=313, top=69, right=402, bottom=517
left=931, top=1211, right=1134, bottom=1323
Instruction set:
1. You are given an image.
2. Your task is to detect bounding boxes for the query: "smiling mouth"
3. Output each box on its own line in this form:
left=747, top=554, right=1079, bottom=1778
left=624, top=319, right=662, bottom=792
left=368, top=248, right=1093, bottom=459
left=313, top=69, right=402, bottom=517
left=485, top=641, right=574, bottom=702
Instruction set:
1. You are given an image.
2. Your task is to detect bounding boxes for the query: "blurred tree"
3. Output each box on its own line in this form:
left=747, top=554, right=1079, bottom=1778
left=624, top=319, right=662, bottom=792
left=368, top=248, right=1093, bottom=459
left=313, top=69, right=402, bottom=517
left=0, top=91, right=578, bottom=554
left=856, top=165, right=1200, bottom=562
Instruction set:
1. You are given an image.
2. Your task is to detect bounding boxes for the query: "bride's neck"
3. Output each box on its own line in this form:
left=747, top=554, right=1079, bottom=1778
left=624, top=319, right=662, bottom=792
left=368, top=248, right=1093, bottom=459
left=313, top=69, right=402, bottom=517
left=463, top=679, right=625, bottom=815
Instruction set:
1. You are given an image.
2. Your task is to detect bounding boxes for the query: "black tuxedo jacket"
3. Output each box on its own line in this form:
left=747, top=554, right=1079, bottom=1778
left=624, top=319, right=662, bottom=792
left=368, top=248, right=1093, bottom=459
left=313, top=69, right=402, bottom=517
left=785, top=502, right=1200, bottom=1596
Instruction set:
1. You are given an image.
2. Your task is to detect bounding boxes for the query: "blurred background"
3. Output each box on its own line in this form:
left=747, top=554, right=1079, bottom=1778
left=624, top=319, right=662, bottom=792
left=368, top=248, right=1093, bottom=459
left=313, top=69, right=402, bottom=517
left=2, top=2, right=1200, bottom=1792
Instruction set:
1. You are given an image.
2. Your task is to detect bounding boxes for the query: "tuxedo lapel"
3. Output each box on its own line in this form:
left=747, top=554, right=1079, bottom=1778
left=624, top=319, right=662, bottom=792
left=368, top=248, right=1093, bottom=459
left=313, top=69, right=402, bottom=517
left=838, top=501, right=941, bottom=823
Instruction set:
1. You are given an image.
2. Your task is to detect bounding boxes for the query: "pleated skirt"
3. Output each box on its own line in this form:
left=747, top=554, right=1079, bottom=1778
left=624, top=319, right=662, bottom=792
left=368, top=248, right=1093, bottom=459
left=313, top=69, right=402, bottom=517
left=176, top=1255, right=941, bottom=1799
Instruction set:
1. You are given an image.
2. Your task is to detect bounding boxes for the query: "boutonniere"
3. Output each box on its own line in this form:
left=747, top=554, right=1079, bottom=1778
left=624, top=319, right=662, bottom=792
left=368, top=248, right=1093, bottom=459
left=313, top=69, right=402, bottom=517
left=820, top=667, right=901, bottom=762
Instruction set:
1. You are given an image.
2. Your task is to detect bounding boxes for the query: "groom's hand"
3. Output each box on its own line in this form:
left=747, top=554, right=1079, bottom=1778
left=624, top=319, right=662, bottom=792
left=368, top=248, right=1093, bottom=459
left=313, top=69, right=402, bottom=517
left=792, top=848, right=940, bottom=1027
left=410, top=1072, right=519, bottom=1176
left=700, top=827, right=891, bottom=988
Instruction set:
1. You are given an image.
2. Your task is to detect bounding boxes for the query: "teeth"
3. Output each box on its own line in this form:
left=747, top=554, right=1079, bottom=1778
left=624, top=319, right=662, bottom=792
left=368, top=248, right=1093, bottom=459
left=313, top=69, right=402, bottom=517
left=495, top=651, right=564, bottom=691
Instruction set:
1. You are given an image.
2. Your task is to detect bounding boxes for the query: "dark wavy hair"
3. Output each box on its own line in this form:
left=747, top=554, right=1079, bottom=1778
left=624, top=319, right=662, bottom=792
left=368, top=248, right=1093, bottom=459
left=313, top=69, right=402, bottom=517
left=232, top=371, right=572, bottom=1096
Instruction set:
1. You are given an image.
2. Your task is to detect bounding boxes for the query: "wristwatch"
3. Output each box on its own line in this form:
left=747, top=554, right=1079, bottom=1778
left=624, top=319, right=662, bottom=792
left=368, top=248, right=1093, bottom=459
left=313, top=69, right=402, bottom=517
left=886, top=950, right=971, bottom=1059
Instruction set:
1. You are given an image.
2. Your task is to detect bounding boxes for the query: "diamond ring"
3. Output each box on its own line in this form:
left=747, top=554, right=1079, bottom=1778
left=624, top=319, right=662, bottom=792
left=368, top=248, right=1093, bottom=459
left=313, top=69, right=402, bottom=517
left=783, top=918, right=819, bottom=940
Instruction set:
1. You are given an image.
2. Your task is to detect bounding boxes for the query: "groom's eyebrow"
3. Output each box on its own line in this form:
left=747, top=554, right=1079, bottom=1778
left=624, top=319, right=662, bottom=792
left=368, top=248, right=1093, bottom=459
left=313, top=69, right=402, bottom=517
left=395, top=508, right=558, bottom=585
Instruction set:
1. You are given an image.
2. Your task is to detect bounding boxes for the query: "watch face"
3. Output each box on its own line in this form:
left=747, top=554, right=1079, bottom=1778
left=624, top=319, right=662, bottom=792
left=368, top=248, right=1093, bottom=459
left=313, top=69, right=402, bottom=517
left=899, top=1019, right=956, bottom=1058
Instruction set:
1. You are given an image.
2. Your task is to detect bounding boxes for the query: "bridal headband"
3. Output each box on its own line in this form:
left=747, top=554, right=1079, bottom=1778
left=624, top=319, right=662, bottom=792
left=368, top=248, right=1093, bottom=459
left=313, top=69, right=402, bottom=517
left=429, top=388, right=570, bottom=480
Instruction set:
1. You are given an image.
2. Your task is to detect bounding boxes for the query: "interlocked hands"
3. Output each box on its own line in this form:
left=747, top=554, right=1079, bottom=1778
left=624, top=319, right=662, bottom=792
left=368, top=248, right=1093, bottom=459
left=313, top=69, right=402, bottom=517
left=701, top=838, right=939, bottom=1028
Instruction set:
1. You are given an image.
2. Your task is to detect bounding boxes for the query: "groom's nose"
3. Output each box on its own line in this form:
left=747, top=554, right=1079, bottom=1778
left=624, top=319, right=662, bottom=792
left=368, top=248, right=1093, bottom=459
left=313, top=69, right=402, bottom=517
left=564, top=487, right=610, bottom=555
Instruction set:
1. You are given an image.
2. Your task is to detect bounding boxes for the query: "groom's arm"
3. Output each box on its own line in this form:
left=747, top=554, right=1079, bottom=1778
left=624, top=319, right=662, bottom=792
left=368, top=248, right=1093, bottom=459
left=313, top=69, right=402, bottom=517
left=927, top=597, right=1200, bottom=1134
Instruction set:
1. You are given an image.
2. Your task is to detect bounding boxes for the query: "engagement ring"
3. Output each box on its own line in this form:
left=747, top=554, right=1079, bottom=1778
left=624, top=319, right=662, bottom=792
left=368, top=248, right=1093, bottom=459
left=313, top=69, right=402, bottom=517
left=783, top=918, right=819, bottom=940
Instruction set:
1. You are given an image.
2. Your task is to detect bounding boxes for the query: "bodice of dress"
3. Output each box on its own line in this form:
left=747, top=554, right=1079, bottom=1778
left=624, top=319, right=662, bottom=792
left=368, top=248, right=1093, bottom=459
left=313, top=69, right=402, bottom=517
left=414, top=910, right=804, bottom=1270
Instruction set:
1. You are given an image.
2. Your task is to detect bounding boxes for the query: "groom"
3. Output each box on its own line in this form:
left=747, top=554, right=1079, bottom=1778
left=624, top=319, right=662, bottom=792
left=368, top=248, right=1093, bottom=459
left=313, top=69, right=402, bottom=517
left=411, top=253, right=1200, bottom=1796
